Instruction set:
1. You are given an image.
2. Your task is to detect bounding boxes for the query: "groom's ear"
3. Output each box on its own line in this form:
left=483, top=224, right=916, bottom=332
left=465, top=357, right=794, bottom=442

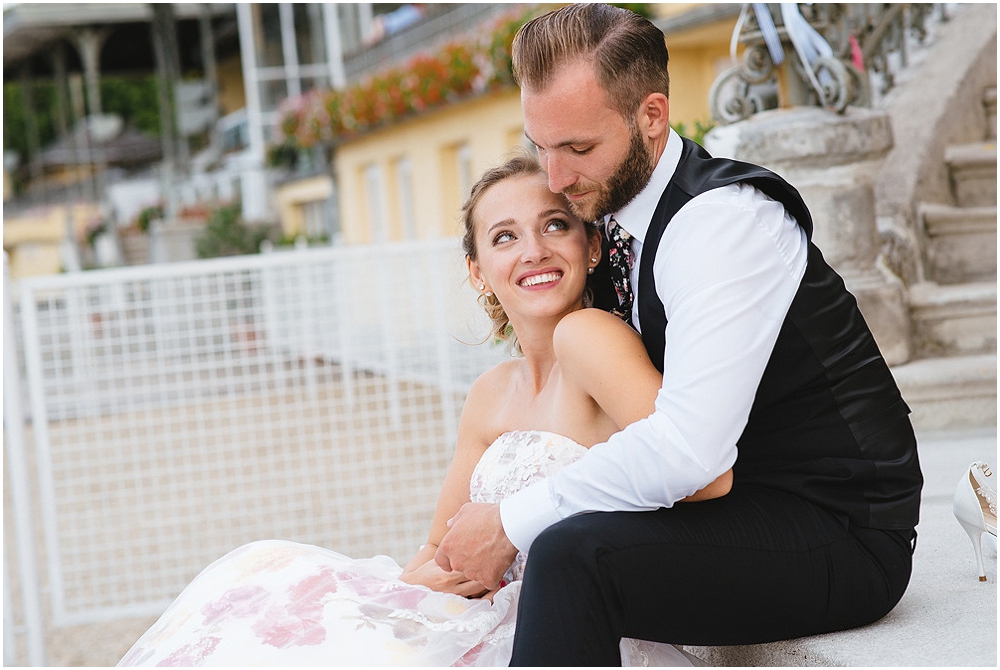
left=637, top=93, right=669, bottom=141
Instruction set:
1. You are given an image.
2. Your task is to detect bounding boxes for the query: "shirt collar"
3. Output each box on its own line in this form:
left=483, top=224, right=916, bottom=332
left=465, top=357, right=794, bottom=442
left=608, top=128, right=683, bottom=245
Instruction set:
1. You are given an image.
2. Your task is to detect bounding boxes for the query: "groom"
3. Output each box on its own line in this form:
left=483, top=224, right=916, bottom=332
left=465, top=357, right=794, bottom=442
left=436, top=4, right=922, bottom=665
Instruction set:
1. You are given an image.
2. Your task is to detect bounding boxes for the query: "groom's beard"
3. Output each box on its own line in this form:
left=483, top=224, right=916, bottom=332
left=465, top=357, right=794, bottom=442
left=565, top=125, right=655, bottom=223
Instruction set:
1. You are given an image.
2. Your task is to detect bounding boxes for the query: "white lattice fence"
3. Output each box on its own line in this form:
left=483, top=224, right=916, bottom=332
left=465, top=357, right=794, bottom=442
left=4, top=240, right=508, bottom=664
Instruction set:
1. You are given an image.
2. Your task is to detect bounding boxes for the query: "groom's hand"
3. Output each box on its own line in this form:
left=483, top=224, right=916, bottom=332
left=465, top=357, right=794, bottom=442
left=435, top=502, right=518, bottom=589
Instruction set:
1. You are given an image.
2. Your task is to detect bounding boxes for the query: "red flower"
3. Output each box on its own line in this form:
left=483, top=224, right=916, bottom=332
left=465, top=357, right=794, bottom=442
left=270, top=6, right=538, bottom=149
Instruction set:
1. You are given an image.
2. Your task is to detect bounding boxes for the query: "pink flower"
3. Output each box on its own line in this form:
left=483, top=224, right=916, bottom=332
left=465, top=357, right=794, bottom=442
left=155, top=636, right=221, bottom=667
left=249, top=567, right=338, bottom=649
left=201, top=585, right=269, bottom=625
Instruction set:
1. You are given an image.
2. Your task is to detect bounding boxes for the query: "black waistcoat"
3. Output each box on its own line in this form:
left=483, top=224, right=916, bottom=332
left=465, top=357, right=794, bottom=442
left=592, top=138, right=922, bottom=529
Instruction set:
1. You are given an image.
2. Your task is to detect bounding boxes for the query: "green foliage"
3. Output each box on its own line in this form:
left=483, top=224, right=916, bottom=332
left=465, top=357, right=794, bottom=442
left=85, top=220, right=108, bottom=247
left=266, top=143, right=300, bottom=169
left=194, top=202, right=274, bottom=259
left=276, top=231, right=329, bottom=247
left=136, top=204, right=165, bottom=232
left=670, top=119, right=716, bottom=147
left=99, top=76, right=161, bottom=136
left=3, top=75, right=160, bottom=163
left=3, top=81, right=58, bottom=161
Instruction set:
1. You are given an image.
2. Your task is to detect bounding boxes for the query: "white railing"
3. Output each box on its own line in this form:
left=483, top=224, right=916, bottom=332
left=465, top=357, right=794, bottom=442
left=3, top=240, right=509, bottom=665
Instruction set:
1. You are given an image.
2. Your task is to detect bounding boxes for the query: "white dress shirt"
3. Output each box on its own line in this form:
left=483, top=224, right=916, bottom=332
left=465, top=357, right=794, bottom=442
left=499, top=129, right=810, bottom=552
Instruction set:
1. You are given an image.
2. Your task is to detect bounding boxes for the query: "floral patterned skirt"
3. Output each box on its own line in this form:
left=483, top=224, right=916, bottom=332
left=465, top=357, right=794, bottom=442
left=118, top=539, right=701, bottom=666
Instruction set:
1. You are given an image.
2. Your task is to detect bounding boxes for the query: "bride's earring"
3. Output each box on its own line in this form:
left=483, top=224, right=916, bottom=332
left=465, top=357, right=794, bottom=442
left=478, top=283, right=485, bottom=291
left=588, top=257, right=597, bottom=274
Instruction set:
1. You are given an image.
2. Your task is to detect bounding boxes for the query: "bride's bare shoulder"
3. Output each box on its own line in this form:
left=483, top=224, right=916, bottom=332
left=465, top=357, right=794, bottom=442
left=466, top=359, right=520, bottom=403
left=554, top=308, right=641, bottom=351
left=459, top=360, right=522, bottom=442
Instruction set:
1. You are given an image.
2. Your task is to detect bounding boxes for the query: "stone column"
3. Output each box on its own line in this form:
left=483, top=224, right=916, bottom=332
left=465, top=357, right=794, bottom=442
left=705, top=106, right=911, bottom=365
left=74, top=27, right=108, bottom=117
left=18, top=64, right=43, bottom=201
left=72, top=27, right=111, bottom=212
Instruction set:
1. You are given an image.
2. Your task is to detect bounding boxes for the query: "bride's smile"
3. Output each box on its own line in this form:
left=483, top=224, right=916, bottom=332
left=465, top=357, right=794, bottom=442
left=518, top=270, right=563, bottom=288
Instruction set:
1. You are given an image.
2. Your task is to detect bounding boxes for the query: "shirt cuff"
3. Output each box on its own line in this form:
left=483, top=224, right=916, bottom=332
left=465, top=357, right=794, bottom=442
left=498, top=479, right=564, bottom=553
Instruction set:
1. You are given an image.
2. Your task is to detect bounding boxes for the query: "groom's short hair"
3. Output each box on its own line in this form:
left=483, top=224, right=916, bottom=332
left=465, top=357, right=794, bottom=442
left=512, top=3, right=670, bottom=122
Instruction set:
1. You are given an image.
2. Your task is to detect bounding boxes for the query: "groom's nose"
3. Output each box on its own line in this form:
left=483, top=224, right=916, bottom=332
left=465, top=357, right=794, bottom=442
left=545, top=154, right=576, bottom=193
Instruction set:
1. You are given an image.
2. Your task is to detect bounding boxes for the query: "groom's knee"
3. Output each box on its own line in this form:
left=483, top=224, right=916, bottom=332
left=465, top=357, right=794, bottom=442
left=521, top=515, right=628, bottom=638
left=527, top=514, right=606, bottom=576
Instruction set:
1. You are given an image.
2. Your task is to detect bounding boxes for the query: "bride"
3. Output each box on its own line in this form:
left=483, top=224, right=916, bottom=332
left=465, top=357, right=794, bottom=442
left=118, top=152, right=730, bottom=667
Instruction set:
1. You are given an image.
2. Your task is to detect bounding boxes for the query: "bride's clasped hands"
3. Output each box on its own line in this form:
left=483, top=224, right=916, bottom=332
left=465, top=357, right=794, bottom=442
left=398, top=556, right=491, bottom=599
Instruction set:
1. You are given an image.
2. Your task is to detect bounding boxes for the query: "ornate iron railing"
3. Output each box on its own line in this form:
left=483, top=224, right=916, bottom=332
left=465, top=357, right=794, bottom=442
left=709, top=3, right=942, bottom=124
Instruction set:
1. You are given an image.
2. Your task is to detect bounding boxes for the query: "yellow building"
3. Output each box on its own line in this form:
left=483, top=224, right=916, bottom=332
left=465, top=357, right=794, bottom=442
left=307, top=3, right=742, bottom=246
left=332, top=90, right=525, bottom=243
left=3, top=203, right=101, bottom=278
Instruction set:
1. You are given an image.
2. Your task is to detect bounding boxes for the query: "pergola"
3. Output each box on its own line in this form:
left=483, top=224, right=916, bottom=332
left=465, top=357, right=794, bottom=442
left=3, top=3, right=238, bottom=201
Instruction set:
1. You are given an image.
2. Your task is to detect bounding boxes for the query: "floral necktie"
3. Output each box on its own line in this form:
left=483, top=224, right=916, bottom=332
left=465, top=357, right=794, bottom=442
left=607, top=218, right=634, bottom=321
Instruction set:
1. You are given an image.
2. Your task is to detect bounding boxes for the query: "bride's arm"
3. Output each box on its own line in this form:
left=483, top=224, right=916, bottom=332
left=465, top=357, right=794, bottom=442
left=399, top=367, right=506, bottom=595
left=554, top=308, right=732, bottom=500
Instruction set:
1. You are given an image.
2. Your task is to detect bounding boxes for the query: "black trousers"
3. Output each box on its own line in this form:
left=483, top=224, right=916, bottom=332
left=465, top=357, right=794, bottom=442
left=509, top=484, right=915, bottom=666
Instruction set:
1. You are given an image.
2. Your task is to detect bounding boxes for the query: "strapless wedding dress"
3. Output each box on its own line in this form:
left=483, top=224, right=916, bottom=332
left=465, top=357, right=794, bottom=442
left=118, top=430, right=703, bottom=666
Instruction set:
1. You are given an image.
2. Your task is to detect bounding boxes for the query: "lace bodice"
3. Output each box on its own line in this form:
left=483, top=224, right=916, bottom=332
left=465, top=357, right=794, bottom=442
left=469, top=430, right=588, bottom=582
left=470, top=430, right=588, bottom=503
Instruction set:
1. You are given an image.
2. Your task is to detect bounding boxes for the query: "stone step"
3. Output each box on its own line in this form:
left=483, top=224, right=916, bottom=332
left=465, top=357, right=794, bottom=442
left=984, top=86, right=997, bottom=141
left=909, top=281, right=997, bottom=358
left=117, top=232, right=151, bottom=266
left=687, top=427, right=997, bottom=667
left=945, top=141, right=997, bottom=208
left=890, top=353, right=997, bottom=431
left=919, top=203, right=997, bottom=284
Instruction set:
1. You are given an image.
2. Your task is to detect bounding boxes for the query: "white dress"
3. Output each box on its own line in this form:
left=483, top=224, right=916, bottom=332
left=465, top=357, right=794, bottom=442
left=118, top=430, right=703, bottom=666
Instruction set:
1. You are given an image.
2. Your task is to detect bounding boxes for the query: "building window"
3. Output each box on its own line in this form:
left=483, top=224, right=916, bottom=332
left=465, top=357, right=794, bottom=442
left=364, top=163, right=388, bottom=243
left=395, top=157, right=415, bottom=240
left=241, top=2, right=354, bottom=164
left=294, top=4, right=327, bottom=65
left=439, top=141, right=474, bottom=232
left=302, top=199, right=329, bottom=240
left=456, top=143, right=473, bottom=204
left=251, top=3, right=284, bottom=68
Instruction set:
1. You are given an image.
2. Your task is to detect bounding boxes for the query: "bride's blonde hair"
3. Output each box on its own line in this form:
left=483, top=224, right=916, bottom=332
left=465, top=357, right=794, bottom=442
left=461, top=149, right=597, bottom=353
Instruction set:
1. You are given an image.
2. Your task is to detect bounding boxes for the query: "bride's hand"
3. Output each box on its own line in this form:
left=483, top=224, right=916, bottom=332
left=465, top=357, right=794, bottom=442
left=400, top=559, right=489, bottom=598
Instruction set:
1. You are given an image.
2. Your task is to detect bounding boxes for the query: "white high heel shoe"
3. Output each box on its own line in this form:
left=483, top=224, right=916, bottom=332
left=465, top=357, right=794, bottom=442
left=953, top=461, right=997, bottom=581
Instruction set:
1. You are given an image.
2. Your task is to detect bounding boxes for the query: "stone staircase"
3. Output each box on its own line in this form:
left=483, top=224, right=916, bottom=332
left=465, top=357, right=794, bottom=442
left=892, top=84, right=997, bottom=430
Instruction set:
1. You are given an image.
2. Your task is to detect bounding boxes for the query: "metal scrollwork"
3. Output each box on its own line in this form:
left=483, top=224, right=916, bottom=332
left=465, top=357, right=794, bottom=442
left=709, top=66, right=757, bottom=125
left=742, top=44, right=775, bottom=85
left=709, top=3, right=937, bottom=125
left=812, top=56, right=854, bottom=112
left=709, top=37, right=779, bottom=124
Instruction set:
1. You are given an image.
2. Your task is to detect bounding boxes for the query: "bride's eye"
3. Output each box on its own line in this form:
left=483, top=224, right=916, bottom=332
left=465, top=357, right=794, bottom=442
left=545, top=219, right=569, bottom=233
left=492, top=230, right=515, bottom=245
